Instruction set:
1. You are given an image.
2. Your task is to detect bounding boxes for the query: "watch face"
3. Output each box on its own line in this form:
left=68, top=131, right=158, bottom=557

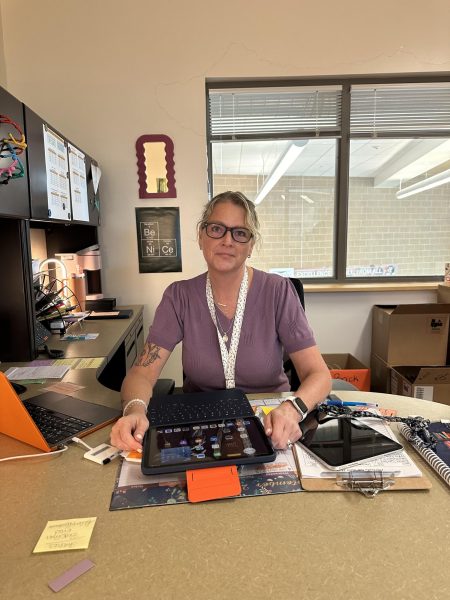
left=293, top=397, right=308, bottom=415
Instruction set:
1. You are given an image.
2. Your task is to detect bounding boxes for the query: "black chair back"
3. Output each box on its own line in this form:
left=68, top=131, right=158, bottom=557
left=284, top=278, right=305, bottom=390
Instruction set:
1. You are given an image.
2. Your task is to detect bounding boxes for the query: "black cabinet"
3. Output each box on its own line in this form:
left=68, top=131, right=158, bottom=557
left=0, top=86, right=101, bottom=362
left=98, top=312, right=145, bottom=392
left=0, top=218, right=35, bottom=361
left=25, top=107, right=100, bottom=226
left=0, top=87, right=30, bottom=218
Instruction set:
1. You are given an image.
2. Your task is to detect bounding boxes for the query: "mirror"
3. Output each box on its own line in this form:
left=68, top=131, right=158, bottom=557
left=136, top=134, right=177, bottom=198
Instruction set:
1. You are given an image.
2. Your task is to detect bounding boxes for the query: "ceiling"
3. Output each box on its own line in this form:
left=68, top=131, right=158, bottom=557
left=212, top=138, right=450, bottom=187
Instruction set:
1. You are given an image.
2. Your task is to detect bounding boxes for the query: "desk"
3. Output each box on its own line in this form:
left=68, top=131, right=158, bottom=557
left=1, top=392, right=449, bottom=600
left=1, top=305, right=143, bottom=406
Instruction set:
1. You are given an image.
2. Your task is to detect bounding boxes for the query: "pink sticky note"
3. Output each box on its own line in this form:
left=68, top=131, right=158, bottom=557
left=48, top=559, right=95, bottom=592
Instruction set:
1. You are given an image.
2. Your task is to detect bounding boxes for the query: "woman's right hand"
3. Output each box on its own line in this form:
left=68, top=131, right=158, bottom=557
left=110, top=409, right=149, bottom=452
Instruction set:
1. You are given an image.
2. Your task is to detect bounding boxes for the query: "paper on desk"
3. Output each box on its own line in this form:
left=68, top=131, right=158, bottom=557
left=33, top=517, right=97, bottom=553
left=5, top=365, right=70, bottom=380
left=249, top=398, right=282, bottom=407
left=73, top=357, right=104, bottom=369
left=43, top=381, right=85, bottom=395
left=295, top=418, right=422, bottom=479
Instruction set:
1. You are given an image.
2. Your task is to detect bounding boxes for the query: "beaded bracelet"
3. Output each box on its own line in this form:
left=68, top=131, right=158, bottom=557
left=122, top=398, right=147, bottom=416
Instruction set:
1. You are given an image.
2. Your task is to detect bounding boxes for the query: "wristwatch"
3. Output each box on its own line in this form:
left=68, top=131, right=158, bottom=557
left=283, top=395, right=308, bottom=422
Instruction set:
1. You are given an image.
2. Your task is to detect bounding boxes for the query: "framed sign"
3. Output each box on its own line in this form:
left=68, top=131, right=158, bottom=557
left=135, top=207, right=182, bottom=273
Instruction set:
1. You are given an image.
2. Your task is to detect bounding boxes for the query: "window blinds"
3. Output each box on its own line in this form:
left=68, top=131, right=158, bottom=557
left=350, top=83, right=450, bottom=134
left=208, top=87, right=341, bottom=138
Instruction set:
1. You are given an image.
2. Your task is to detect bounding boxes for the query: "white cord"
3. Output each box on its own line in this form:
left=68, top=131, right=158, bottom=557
left=0, top=445, right=68, bottom=462
left=71, top=436, right=93, bottom=450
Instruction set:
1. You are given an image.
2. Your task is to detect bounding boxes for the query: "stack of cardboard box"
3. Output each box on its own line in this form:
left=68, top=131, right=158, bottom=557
left=371, top=303, right=450, bottom=405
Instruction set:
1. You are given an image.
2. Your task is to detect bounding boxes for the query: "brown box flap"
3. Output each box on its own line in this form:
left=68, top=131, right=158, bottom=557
left=415, top=367, right=450, bottom=384
left=392, top=365, right=450, bottom=385
left=322, top=353, right=368, bottom=370
left=381, top=303, right=450, bottom=315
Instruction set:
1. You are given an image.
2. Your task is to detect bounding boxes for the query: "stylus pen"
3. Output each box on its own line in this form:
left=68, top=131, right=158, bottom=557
left=325, top=399, right=378, bottom=408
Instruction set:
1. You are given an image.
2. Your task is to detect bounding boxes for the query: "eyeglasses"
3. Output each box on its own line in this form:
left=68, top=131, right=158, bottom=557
left=202, top=222, right=253, bottom=243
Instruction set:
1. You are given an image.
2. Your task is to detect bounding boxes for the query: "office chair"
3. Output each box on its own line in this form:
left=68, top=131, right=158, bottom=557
left=283, top=278, right=305, bottom=390
left=284, top=278, right=359, bottom=392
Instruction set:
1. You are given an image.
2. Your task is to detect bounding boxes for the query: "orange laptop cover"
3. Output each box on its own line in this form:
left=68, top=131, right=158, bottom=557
left=0, top=372, right=51, bottom=452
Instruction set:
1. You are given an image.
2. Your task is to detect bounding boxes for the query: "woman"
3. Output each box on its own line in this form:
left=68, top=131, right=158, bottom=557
left=111, top=191, right=331, bottom=452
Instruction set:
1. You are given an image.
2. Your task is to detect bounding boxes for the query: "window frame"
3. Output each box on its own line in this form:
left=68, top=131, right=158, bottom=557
left=206, top=73, right=450, bottom=284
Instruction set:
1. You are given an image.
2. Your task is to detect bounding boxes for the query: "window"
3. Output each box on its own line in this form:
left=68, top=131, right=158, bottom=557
left=206, top=76, right=450, bottom=282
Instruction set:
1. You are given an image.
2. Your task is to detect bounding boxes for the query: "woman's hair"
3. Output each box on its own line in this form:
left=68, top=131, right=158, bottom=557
left=197, top=191, right=261, bottom=245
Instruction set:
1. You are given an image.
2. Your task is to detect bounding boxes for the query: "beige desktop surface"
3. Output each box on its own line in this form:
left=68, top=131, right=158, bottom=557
left=42, top=305, right=143, bottom=360
left=1, top=391, right=449, bottom=600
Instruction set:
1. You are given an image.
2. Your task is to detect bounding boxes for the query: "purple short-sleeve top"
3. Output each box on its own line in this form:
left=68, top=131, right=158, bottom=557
left=147, top=269, right=316, bottom=393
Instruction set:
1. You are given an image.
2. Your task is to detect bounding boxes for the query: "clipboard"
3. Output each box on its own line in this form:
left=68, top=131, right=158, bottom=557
left=291, top=444, right=432, bottom=496
left=299, top=473, right=432, bottom=494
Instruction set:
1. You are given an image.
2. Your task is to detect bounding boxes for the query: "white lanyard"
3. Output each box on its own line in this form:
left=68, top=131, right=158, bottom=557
left=206, top=268, right=249, bottom=389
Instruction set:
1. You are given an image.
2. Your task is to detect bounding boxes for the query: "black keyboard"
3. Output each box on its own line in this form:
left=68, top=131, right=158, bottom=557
left=148, top=389, right=254, bottom=427
left=23, top=401, right=94, bottom=446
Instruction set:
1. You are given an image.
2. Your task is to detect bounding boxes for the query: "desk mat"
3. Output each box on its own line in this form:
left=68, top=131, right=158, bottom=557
left=109, top=447, right=301, bottom=510
left=109, top=398, right=302, bottom=510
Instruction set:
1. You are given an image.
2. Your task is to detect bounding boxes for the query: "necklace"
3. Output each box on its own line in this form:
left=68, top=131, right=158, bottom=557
left=215, top=311, right=234, bottom=343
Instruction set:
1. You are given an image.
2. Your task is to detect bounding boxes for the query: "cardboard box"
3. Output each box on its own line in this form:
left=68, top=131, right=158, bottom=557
left=372, top=304, right=450, bottom=366
left=390, top=366, right=450, bottom=406
left=370, top=354, right=391, bottom=394
left=437, top=284, right=450, bottom=304
left=322, top=353, right=370, bottom=391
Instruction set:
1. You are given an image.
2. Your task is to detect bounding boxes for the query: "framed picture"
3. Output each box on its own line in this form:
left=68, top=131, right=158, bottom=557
left=135, top=207, right=182, bottom=273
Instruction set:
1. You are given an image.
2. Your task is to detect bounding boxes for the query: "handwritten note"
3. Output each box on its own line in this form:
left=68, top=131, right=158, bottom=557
left=33, top=517, right=97, bottom=553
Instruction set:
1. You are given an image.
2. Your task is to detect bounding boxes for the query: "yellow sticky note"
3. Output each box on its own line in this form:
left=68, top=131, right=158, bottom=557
left=75, top=358, right=104, bottom=369
left=33, top=517, right=97, bottom=553
left=261, top=406, right=276, bottom=415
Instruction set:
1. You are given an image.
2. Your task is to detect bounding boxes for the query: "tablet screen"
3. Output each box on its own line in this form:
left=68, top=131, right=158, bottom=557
left=299, top=415, right=403, bottom=469
left=142, top=416, right=275, bottom=474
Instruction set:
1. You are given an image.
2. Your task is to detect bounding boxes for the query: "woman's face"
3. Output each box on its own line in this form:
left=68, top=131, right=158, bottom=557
left=199, top=201, right=254, bottom=275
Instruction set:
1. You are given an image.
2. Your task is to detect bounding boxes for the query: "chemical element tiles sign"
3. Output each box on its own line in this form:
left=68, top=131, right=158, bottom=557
left=135, top=207, right=182, bottom=273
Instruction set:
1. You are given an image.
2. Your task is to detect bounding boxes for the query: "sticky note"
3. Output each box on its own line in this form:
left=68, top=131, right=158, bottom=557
left=74, top=358, right=104, bottom=369
left=48, top=559, right=95, bottom=592
left=123, top=449, right=142, bottom=462
left=33, top=518, right=97, bottom=553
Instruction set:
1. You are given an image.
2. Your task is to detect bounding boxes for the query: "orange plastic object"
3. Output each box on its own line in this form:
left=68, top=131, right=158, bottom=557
left=0, top=372, right=51, bottom=452
left=186, top=465, right=241, bottom=503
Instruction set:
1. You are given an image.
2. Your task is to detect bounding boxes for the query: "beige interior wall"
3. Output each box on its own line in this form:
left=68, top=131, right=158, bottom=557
left=0, top=3, right=6, bottom=86
left=1, top=0, right=449, bottom=383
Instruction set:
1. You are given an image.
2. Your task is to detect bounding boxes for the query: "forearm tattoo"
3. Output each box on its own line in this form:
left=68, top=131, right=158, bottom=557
left=136, top=343, right=162, bottom=367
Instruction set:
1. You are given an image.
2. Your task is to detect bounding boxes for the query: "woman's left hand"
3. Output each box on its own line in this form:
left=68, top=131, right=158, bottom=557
left=263, top=402, right=302, bottom=449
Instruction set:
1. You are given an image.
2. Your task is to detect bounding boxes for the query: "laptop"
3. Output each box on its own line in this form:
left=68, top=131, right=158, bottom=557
left=0, top=371, right=121, bottom=452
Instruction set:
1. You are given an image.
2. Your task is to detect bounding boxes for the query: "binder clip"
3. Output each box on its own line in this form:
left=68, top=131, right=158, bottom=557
left=335, top=470, right=397, bottom=498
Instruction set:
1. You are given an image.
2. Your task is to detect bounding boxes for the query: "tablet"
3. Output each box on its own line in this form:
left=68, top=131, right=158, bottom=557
left=298, top=413, right=403, bottom=471
left=141, top=416, right=276, bottom=475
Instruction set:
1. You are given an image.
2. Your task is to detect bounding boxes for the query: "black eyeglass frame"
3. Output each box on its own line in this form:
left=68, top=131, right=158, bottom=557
left=201, top=222, right=253, bottom=243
